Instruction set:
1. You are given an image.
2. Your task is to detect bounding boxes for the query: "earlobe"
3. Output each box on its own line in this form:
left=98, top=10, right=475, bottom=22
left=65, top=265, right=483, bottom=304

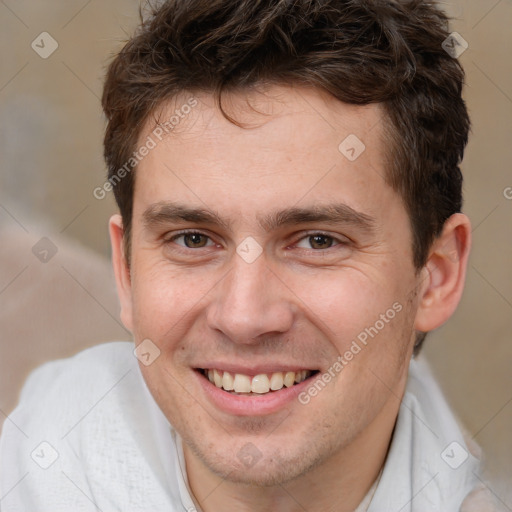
left=109, top=214, right=134, bottom=332
left=414, top=213, right=471, bottom=333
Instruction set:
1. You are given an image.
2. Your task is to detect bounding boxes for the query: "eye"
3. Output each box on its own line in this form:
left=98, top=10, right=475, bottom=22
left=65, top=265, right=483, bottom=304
left=171, top=232, right=215, bottom=248
left=295, top=233, right=343, bottom=250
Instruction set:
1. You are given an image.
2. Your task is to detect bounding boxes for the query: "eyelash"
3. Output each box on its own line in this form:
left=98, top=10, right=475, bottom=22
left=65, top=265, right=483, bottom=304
left=165, top=230, right=349, bottom=252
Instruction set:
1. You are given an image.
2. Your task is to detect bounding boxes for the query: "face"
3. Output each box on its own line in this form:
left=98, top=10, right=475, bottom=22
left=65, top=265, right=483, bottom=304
left=113, top=85, right=424, bottom=485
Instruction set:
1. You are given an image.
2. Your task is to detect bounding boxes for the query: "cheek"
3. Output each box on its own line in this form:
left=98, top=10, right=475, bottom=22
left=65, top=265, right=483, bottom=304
left=129, top=259, right=221, bottom=344
left=288, top=266, right=407, bottom=343
left=130, top=262, right=185, bottom=338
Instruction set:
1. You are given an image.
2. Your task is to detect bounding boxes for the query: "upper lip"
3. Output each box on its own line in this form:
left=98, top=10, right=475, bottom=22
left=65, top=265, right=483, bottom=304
left=194, top=363, right=318, bottom=376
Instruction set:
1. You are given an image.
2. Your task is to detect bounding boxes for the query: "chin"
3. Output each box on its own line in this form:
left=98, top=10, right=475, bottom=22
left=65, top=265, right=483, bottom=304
left=188, top=435, right=328, bottom=487
left=216, top=457, right=314, bottom=487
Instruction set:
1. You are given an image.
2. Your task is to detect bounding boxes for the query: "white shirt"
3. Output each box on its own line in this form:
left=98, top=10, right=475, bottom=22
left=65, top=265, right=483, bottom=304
left=0, top=342, right=498, bottom=511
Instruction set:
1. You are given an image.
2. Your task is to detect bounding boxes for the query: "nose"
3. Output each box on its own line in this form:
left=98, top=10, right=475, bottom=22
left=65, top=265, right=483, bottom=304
left=206, top=254, right=295, bottom=344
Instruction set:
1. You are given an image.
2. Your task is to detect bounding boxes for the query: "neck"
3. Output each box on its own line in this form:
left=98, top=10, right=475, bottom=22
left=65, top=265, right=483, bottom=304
left=183, top=392, right=401, bottom=512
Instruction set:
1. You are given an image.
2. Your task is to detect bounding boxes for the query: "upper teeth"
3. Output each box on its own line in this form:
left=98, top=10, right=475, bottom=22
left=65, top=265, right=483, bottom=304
left=205, top=369, right=312, bottom=394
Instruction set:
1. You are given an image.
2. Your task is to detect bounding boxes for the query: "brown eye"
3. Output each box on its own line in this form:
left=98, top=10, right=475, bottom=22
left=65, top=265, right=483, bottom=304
left=308, top=234, right=334, bottom=249
left=183, top=233, right=209, bottom=248
left=170, top=232, right=214, bottom=248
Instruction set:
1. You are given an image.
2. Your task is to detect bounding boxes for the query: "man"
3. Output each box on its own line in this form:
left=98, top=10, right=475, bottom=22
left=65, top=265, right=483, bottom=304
left=0, top=0, right=500, bottom=510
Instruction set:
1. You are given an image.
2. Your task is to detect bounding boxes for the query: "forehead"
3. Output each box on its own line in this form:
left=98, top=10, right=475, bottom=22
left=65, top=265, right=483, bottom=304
left=142, top=85, right=385, bottom=155
left=132, top=85, right=398, bottom=227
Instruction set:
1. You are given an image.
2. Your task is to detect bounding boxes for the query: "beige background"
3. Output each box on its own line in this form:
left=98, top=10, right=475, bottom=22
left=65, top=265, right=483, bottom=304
left=0, top=0, right=511, bottom=507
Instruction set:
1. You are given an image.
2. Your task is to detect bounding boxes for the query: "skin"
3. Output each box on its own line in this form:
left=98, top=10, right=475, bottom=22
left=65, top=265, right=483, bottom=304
left=110, top=85, right=471, bottom=512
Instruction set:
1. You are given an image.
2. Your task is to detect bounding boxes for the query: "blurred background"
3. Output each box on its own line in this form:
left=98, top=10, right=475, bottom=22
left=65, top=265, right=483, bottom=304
left=0, top=0, right=511, bottom=507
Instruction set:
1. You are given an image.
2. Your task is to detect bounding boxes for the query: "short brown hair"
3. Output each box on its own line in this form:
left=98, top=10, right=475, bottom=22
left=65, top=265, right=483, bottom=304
left=102, top=0, right=469, bottom=269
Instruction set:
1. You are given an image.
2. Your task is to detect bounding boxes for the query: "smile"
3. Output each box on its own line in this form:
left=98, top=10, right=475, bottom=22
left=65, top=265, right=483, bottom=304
left=198, top=368, right=318, bottom=395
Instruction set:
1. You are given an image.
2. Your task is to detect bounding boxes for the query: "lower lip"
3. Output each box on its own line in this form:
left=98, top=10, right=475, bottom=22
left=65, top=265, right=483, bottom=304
left=195, top=371, right=314, bottom=416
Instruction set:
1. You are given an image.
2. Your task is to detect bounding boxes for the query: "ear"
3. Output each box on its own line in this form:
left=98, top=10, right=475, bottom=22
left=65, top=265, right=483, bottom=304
left=109, top=214, right=134, bottom=332
left=414, top=213, right=471, bottom=332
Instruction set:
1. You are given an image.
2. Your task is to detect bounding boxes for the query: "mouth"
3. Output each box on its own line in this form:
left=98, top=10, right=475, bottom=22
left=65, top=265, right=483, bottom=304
left=197, top=368, right=320, bottom=396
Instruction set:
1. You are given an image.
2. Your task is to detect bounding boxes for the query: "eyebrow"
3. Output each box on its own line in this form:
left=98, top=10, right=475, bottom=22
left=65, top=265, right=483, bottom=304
left=142, top=201, right=376, bottom=234
left=143, top=202, right=230, bottom=231
left=259, top=204, right=376, bottom=233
